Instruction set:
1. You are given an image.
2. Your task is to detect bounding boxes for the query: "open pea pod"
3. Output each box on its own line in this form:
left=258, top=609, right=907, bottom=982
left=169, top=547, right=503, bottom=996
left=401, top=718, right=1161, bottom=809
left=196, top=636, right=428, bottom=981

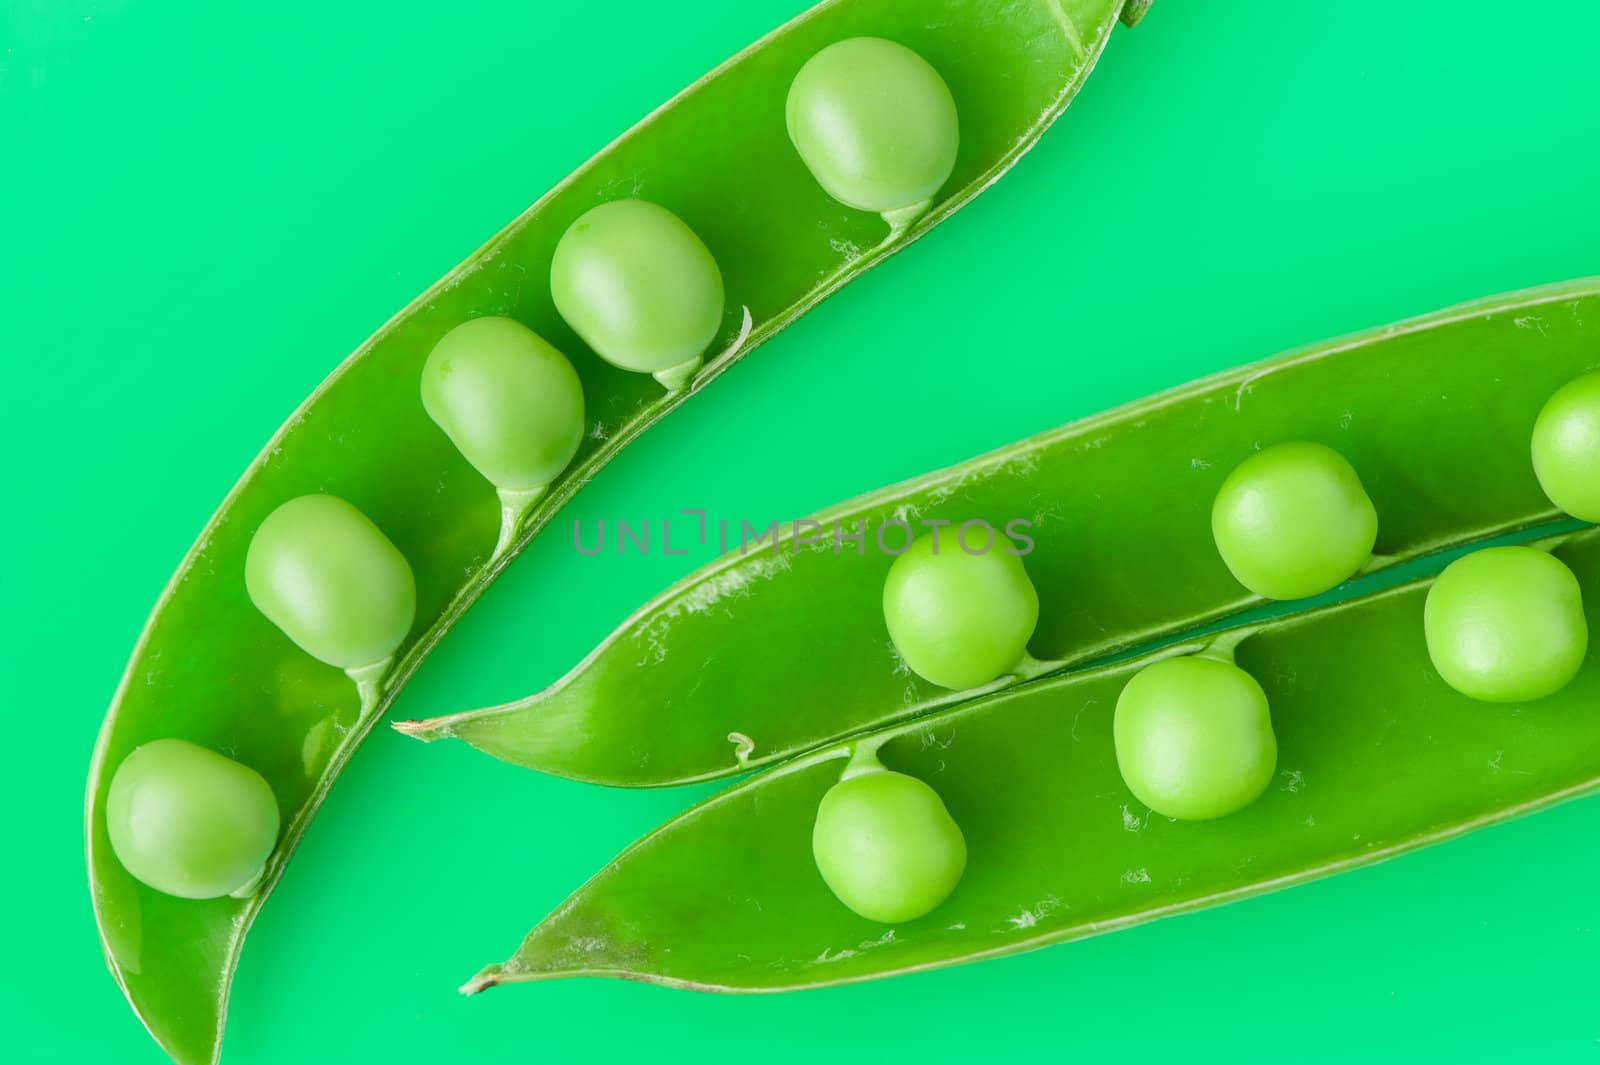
left=85, top=1, right=1148, bottom=1060
left=400, top=278, right=1600, bottom=785
left=466, top=526, right=1600, bottom=994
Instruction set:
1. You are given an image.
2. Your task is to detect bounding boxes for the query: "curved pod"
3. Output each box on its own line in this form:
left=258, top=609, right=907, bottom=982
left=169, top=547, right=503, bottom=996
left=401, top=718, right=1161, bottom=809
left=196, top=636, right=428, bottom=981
left=85, top=1, right=1148, bottom=1061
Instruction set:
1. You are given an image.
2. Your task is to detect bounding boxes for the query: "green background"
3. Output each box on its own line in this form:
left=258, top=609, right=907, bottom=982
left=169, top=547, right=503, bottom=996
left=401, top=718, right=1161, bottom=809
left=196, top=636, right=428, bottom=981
left=5, top=0, right=1599, bottom=1061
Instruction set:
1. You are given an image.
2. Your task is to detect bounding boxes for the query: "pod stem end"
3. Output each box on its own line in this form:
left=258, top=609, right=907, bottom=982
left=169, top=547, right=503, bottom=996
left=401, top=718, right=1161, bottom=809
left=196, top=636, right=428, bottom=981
left=460, top=965, right=503, bottom=996
left=391, top=717, right=447, bottom=742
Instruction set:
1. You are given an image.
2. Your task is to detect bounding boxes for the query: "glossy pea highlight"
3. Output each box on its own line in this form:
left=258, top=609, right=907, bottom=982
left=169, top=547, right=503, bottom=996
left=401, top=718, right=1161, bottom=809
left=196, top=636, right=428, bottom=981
left=550, top=199, right=724, bottom=391
left=1211, top=441, right=1378, bottom=600
left=881, top=530, right=1038, bottom=690
left=812, top=755, right=966, bottom=924
left=106, top=739, right=281, bottom=900
left=1532, top=370, right=1600, bottom=522
left=1424, top=545, right=1587, bottom=703
left=786, top=37, right=959, bottom=223
left=1114, top=653, right=1278, bottom=821
left=245, top=494, right=416, bottom=680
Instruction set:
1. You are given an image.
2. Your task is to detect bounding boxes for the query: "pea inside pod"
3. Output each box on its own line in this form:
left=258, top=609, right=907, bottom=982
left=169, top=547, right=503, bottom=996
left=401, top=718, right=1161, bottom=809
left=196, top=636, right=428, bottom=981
left=106, top=739, right=280, bottom=900
left=245, top=494, right=416, bottom=710
left=1113, top=651, right=1278, bottom=821
left=421, top=317, right=585, bottom=559
left=1211, top=441, right=1379, bottom=600
left=549, top=199, right=725, bottom=391
left=1532, top=370, right=1600, bottom=522
left=881, top=530, right=1040, bottom=690
left=786, top=37, right=959, bottom=228
left=1423, top=545, right=1588, bottom=703
left=812, top=747, right=966, bottom=924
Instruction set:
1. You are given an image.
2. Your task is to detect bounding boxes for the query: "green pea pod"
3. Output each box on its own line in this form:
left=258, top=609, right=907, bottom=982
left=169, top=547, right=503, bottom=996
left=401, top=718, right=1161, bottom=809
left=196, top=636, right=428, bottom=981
left=399, top=278, right=1600, bottom=785
left=465, top=526, right=1600, bottom=995
left=85, top=1, right=1148, bottom=1061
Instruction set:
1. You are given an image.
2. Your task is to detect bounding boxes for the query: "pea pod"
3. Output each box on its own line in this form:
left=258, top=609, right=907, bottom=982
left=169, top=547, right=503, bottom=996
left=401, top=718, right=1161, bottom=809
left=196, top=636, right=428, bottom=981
left=464, top=526, right=1600, bottom=995
left=85, top=2, right=1148, bottom=1061
left=399, top=278, right=1600, bottom=785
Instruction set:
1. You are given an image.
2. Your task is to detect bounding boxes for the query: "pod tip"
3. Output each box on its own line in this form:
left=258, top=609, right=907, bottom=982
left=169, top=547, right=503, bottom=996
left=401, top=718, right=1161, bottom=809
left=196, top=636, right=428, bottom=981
left=460, top=967, right=502, bottom=996
left=390, top=718, right=443, bottom=742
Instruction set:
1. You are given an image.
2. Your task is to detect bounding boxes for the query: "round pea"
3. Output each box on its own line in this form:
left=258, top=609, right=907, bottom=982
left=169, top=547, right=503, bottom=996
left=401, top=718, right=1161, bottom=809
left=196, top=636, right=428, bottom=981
left=1532, top=371, right=1600, bottom=522
left=1211, top=441, right=1378, bottom=600
left=786, top=37, right=959, bottom=214
left=1423, top=546, right=1587, bottom=703
left=421, top=317, right=584, bottom=493
left=245, top=494, right=416, bottom=671
left=1113, top=655, right=1277, bottom=821
left=812, top=768, right=966, bottom=924
left=549, top=199, right=724, bottom=383
left=106, top=738, right=280, bottom=899
left=882, top=531, right=1038, bottom=690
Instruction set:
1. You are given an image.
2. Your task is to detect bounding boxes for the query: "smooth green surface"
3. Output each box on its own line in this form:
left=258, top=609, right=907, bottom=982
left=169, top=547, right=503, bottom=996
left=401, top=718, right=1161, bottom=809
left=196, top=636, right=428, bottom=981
left=421, top=317, right=586, bottom=493
left=786, top=37, right=959, bottom=214
left=881, top=532, right=1038, bottom=690
left=1113, top=655, right=1278, bottom=820
left=548, top=200, right=725, bottom=382
left=106, top=741, right=281, bottom=901
left=244, top=494, right=417, bottom=672
left=473, top=530, right=1600, bottom=995
left=409, top=281, right=1597, bottom=785
left=1423, top=546, right=1588, bottom=703
left=1532, top=370, right=1600, bottom=522
left=1211, top=441, right=1379, bottom=600
left=6, top=0, right=1600, bottom=1062
left=812, top=764, right=967, bottom=923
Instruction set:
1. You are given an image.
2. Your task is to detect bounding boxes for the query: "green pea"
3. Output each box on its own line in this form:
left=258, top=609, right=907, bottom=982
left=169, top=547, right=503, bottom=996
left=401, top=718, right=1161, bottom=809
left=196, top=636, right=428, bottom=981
left=1113, top=655, right=1277, bottom=821
left=881, top=531, right=1038, bottom=690
left=549, top=199, right=724, bottom=391
left=245, top=494, right=416, bottom=673
left=1423, top=546, right=1587, bottom=703
left=812, top=765, right=966, bottom=924
left=1211, top=441, right=1378, bottom=600
left=106, top=739, right=280, bottom=900
left=1532, top=371, right=1600, bottom=522
left=786, top=37, right=959, bottom=219
left=421, top=317, right=584, bottom=495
